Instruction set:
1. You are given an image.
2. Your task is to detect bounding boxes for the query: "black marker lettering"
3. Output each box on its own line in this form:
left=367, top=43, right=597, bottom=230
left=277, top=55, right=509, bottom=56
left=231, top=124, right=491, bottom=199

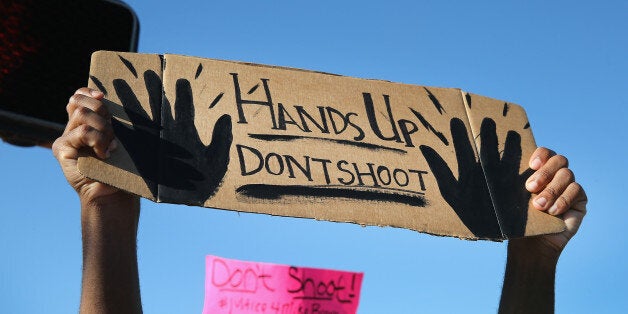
left=408, top=169, right=428, bottom=191
left=296, top=106, right=329, bottom=133
left=352, top=162, right=379, bottom=187
left=236, top=144, right=263, bottom=176
left=363, top=93, right=402, bottom=143
left=277, top=103, right=307, bottom=131
left=393, top=168, right=409, bottom=187
left=377, top=166, right=392, bottom=186
left=337, top=160, right=355, bottom=185
left=346, top=112, right=365, bottom=141
left=397, top=119, right=419, bottom=147
left=231, top=73, right=277, bottom=128
left=265, top=153, right=284, bottom=175
left=311, top=158, right=332, bottom=184
left=284, top=154, right=313, bottom=181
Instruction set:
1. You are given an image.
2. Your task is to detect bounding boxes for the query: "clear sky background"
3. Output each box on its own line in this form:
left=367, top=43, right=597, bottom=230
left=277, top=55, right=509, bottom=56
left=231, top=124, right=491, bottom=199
left=1, top=1, right=627, bottom=313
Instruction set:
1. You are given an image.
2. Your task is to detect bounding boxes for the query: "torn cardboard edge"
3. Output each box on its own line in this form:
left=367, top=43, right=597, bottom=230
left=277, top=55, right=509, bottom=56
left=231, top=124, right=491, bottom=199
left=79, top=51, right=565, bottom=241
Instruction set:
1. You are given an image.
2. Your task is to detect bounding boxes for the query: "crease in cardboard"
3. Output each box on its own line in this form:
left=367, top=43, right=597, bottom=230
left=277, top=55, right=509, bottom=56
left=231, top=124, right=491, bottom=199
left=460, top=90, right=506, bottom=239
left=156, top=54, right=165, bottom=203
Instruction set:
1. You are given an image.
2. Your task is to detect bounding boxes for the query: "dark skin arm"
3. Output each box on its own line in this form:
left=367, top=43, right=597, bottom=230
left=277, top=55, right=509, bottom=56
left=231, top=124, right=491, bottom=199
left=499, top=148, right=587, bottom=314
left=52, top=88, right=142, bottom=314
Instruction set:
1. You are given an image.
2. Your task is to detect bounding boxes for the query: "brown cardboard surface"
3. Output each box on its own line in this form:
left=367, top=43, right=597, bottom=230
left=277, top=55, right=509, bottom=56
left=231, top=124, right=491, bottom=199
left=79, top=51, right=565, bottom=240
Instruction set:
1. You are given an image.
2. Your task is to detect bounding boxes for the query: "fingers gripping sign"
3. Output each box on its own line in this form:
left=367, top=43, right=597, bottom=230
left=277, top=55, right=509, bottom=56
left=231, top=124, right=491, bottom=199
left=524, top=147, right=587, bottom=251
left=53, top=87, right=120, bottom=200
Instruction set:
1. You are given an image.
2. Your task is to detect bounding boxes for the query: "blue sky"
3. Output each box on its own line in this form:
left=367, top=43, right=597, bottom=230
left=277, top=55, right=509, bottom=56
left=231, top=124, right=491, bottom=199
left=1, top=1, right=627, bottom=313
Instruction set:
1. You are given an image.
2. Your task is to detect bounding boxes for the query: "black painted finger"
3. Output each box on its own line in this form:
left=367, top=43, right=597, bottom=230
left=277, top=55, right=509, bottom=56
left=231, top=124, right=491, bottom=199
left=532, top=167, right=574, bottom=211
left=501, top=130, right=523, bottom=178
left=113, top=79, right=155, bottom=129
left=528, top=147, right=556, bottom=170
left=547, top=181, right=584, bottom=215
left=480, top=118, right=500, bottom=172
left=144, top=70, right=163, bottom=125
left=162, top=98, right=175, bottom=126
left=451, top=118, right=476, bottom=177
left=420, top=145, right=457, bottom=200
left=111, top=119, right=159, bottom=197
left=526, top=154, right=569, bottom=193
left=206, top=115, right=233, bottom=161
left=174, top=79, right=195, bottom=128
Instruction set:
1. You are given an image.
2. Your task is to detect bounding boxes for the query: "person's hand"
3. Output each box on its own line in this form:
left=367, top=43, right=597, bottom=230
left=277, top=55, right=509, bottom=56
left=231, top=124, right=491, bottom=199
left=52, top=88, right=125, bottom=202
left=511, top=147, right=588, bottom=257
left=52, top=87, right=140, bottom=211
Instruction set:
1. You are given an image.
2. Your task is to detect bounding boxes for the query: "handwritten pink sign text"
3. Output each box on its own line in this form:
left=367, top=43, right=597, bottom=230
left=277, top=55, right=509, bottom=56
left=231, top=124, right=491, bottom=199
left=203, top=255, right=363, bottom=314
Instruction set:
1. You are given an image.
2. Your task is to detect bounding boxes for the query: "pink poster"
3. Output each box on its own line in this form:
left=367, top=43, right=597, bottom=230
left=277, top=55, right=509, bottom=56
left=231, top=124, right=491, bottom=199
left=203, top=255, right=364, bottom=314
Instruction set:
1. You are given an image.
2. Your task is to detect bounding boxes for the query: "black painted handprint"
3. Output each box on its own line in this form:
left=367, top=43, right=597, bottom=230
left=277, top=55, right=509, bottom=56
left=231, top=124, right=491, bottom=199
left=419, top=118, right=501, bottom=239
left=419, top=118, right=531, bottom=239
left=159, top=78, right=232, bottom=205
left=106, top=65, right=232, bottom=205
left=478, top=118, right=533, bottom=238
left=109, top=70, right=162, bottom=197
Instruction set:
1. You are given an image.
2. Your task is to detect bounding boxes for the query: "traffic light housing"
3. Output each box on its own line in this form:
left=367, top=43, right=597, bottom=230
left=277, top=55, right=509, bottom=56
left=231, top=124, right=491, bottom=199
left=0, top=0, right=139, bottom=146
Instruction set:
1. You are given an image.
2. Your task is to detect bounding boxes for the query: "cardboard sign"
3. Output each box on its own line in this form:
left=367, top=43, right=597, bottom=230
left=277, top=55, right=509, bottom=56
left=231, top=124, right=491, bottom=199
left=203, top=255, right=363, bottom=314
left=78, top=51, right=565, bottom=240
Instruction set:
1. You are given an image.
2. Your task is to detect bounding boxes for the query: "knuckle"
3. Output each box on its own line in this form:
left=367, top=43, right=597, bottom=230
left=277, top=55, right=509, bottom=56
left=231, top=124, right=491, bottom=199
left=557, top=168, right=575, bottom=182
left=537, top=147, right=550, bottom=156
left=555, top=195, right=569, bottom=211
left=92, top=101, right=109, bottom=117
left=572, top=181, right=582, bottom=192
left=77, top=124, right=93, bottom=137
left=76, top=87, right=90, bottom=94
left=57, top=146, right=75, bottom=160
left=52, top=137, right=72, bottom=158
left=544, top=185, right=559, bottom=198
left=538, top=147, right=556, bottom=160
left=553, top=154, right=569, bottom=167
left=572, top=182, right=587, bottom=201
left=65, top=102, right=75, bottom=115
left=70, top=106, right=89, bottom=122
left=69, top=94, right=83, bottom=105
left=537, top=168, right=552, bottom=183
left=75, top=105, right=91, bottom=116
left=51, top=139, right=62, bottom=157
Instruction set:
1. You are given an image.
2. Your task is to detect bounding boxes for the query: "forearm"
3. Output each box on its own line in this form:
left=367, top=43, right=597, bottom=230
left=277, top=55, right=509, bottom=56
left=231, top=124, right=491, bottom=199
left=499, top=238, right=560, bottom=314
left=80, top=194, right=142, bottom=314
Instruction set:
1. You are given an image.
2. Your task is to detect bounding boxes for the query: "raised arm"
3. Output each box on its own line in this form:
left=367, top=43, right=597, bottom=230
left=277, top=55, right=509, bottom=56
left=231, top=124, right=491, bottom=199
left=499, top=147, right=587, bottom=314
left=52, top=88, right=142, bottom=314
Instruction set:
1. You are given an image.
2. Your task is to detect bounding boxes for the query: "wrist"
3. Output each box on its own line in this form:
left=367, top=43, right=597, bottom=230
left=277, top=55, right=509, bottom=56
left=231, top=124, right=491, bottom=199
left=81, top=192, right=140, bottom=233
left=507, top=237, right=561, bottom=268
